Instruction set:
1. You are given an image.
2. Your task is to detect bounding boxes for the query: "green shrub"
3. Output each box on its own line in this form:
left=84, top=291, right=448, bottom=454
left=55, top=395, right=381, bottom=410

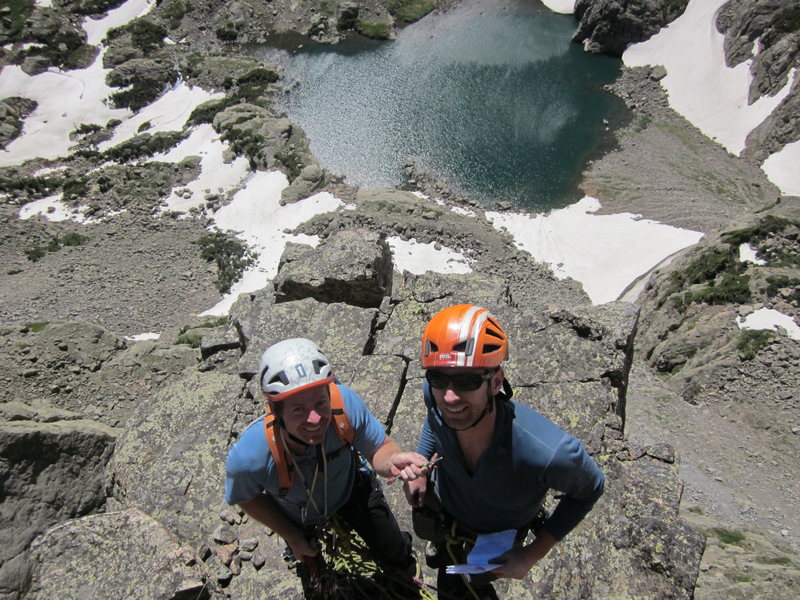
left=187, top=97, right=236, bottom=126
left=237, top=67, right=280, bottom=85
left=162, top=0, right=186, bottom=29
left=2, top=0, right=32, bottom=40
left=737, top=329, right=774, bottom=361
left=25, top=233, right=89, bottom=261
left=195, top=232, right=256, bottom=293
left=216, top=22, right=238, bottom=41
left=273, top=150, right=305, bottom=181
left=61, top=232, right=89, bottom=246
left=74, top=123, right=103, bottom=135
left=690, top=273, right=751, bottom=306
left=0, top=173, right=62, bottom=197
left=103, top=131, right=186, bottom=161
left=25, top=246, right=46, bottom=262
left=129, top=19, right=167, bottom=52
left=24, top=322, right=49, bottom=333
left=62, top=177, right=89, bottom=200
left=722, top=215, right=791, bottom=246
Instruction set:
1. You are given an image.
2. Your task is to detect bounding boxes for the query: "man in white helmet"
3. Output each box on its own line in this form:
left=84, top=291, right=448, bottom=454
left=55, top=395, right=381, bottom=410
left=225, top=337, right=431, bottom=583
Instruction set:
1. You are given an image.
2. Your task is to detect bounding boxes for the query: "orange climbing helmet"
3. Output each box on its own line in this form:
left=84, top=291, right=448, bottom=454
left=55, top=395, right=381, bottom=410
left=421, top=304, right=508, bottom=369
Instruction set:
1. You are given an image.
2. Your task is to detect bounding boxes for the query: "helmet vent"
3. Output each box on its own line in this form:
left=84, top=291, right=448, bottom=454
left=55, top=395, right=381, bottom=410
left=482, top=343, right=502, bottom=354
left=453, top=339, right=474, bottom=355
left=425, top=340, right=438, bottom=355
left=312, top=359, right=328, bottom=374
left=485, top=324, right=504, bottom=340
left=269, top=371, right=290, bottom=385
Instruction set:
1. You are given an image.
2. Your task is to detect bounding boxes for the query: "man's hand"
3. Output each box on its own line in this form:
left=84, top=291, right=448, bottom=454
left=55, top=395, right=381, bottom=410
left=387, top=451, right=435, bottom=483
left=238, top=495, right=319, bottom=560
left=489, top=529, right=558, bottom=580
left=403, top=475, right=427, bottom=508
left=369, top=436, right=432, bottom=480
left=285, top=530, right=319, bottom=562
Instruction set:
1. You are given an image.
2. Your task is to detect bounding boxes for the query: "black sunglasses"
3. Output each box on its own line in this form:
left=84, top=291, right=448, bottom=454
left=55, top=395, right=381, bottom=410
left=425, top=369, right=497, bottom=391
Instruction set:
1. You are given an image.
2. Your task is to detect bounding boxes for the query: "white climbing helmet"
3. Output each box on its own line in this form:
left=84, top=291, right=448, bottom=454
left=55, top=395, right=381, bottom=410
left=258, top=338, right=334, bottom=400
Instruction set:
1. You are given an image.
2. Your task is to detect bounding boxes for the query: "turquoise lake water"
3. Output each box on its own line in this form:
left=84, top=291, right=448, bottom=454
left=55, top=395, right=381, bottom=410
left=257, top=0, right=623, bottom=211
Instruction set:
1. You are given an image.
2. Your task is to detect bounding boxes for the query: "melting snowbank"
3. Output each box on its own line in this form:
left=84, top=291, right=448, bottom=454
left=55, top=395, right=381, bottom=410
left=487, top=197, right=703, bottom=304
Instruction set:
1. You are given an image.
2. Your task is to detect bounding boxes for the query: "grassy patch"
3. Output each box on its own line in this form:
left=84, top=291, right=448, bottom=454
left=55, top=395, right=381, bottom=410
left=195, top=232, right=256, bottom=293
left=725, top=572, right=753, bottom=583
left=755, top=555, right=792, bottom=566
left=387, top=0, right=436, bottom=23
left=24, top=322, right=49, bottom=333
left=722, top=215, right=792, bottom=246
left=356, top=21, right=391, bottom=39
left=737, top=329, right=775, bottom=361
left=709, top=527, right=747, bottom=546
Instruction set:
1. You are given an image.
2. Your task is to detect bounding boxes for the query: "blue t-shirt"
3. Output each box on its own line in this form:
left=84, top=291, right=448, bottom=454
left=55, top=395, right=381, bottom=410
left=225, top=384, right=387, bottom=526
left=416, top=381, right=604, bottom=540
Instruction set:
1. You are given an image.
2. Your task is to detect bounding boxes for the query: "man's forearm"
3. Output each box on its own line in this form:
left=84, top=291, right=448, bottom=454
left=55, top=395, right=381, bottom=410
left=239, top=495, right=304, bottom=547
left=370, top=438, right=402, bottom=477
left=522, top=529, right=558, bottom=565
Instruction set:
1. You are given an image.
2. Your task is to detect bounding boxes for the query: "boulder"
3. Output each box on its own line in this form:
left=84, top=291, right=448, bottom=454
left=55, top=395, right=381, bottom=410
left=27, top=508, right=209, bottom=600
left=107, top=370, right=244, bottom=545
left=212, top=104, right=297, bottom=171
left=280, top=163, right=326, bottom=205
left=273, top=230, right=394, bottom=309
left=0, top=417, right=118, bottom=599
left=232, top=295, right=377, bottom=380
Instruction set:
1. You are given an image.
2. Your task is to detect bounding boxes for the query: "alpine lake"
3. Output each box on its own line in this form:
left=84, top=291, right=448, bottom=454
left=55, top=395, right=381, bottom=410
left=253, top=0, right=625, bottom=212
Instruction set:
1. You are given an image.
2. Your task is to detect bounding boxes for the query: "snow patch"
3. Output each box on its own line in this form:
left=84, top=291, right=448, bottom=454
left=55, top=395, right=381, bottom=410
left=738, top=308, right=800, bottom=341
left=386, top=237, right=472, bottom=275
left=486, top=196, right=703, bottom=304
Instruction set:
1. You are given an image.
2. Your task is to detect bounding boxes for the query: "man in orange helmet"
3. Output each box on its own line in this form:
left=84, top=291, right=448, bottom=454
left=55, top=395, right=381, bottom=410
left=404, top=305, right=605, bottom=599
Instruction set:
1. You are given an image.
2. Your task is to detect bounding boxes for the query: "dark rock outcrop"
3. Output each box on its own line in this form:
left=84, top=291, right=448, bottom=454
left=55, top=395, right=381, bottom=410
left=572, top=0, right=690, bottom=56
left=0, top=413, right=118, bottom=600
left=716, top=0, right=800, bottom=161
left=0, top=98, right=37, bottom=150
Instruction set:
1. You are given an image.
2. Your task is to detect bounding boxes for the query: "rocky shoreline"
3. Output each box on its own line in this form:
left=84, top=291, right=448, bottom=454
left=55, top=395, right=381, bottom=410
left=1, top=0, right=799, bottom=598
